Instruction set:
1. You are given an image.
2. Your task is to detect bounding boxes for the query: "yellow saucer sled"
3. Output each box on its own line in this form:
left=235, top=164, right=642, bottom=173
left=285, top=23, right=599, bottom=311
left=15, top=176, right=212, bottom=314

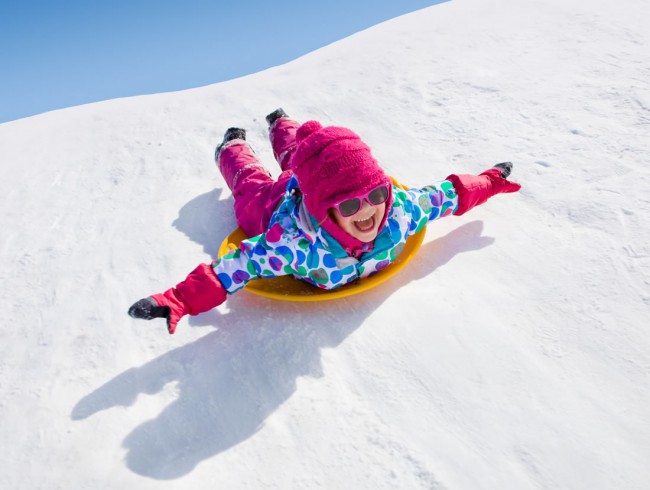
left=217, top=178, right=425, bottom=302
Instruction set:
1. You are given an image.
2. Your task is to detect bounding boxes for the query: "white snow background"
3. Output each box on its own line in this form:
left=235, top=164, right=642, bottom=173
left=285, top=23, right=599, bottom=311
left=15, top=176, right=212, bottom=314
left=1, top=0, right=649, bottom=488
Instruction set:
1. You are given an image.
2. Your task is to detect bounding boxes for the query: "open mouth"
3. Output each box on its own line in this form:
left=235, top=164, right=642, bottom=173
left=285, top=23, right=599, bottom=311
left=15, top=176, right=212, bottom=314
left=353, top=215, right=376, bottom=233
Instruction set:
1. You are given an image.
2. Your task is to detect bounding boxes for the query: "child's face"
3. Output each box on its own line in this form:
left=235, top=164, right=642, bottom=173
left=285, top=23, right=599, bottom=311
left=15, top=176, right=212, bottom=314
left=331, top=199, right=387, bottom=242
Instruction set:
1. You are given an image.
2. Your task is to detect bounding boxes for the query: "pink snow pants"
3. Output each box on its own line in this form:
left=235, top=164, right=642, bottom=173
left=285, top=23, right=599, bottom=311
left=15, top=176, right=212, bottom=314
left=217, top=118, right=301, bottom=237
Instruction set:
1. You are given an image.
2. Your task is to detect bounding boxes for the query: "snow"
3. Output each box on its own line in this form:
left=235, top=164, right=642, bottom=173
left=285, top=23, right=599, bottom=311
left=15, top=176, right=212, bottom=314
left=1, top=0, right=649, bottom=488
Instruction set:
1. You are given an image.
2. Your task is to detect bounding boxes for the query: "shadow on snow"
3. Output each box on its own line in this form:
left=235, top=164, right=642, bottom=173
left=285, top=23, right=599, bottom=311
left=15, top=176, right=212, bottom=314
left=72, top=213, right=493, bottom=479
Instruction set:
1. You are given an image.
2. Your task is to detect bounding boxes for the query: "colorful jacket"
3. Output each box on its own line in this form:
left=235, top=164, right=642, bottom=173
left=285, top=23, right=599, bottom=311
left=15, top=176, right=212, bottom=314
left=212, top=176, right=458, bottom=293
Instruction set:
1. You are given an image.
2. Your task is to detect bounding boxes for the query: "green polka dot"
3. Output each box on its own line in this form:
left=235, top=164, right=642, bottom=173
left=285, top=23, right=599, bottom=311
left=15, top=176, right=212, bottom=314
left=246, top=260, right=257, bottom=275
left=441, top=181, right=457, bottom=198
left=375, top=250, right=389, bottom=261
left=415, top=216, right=428, bottom=233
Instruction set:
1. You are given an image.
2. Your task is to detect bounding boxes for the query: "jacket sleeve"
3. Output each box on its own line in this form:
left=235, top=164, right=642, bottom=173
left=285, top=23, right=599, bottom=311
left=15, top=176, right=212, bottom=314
left=211, top=222, right=302, bottom=294
left=394, top=181, right=459, bottom=236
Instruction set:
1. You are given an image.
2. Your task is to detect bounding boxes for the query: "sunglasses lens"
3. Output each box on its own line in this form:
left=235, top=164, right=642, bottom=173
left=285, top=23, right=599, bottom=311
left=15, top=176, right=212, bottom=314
left=338, top=198, right=361, bottom=217
left=368, top=186, right=389, bottom=205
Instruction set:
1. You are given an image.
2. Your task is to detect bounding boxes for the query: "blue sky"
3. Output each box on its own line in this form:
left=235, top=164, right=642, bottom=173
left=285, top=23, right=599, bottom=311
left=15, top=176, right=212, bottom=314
left=0, top=0, right=444, bottom=123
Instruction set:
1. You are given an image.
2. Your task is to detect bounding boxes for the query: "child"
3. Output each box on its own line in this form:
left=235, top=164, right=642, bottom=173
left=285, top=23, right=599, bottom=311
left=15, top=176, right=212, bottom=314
left=128, top=109, right=521, bottom=333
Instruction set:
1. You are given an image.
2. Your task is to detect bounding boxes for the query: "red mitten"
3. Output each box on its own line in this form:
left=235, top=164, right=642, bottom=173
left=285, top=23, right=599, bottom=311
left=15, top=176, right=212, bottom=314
left=128, top=263, right=227, bottom=334
left=446, top=162, right=521, bottom=216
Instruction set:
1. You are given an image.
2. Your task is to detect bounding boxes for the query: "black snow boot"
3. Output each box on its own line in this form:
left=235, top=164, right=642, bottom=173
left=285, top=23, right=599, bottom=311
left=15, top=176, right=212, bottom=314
left=222, top=127, right=246, bottom=143
left=215, top=127, right=247, bottom=161
left=265, top=108, right=288, bottom=127
left=493, top=161, right=513, bottom=179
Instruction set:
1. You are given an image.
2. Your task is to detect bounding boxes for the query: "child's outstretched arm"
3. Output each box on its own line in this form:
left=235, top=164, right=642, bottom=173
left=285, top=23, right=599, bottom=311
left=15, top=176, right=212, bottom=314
left=398, top=162, right=521, bottom=236
left=128, top=263, right=227, bottom=334
left=446, top=162, right=521, bottom=216
left=128, top=223, right=302, bottom=334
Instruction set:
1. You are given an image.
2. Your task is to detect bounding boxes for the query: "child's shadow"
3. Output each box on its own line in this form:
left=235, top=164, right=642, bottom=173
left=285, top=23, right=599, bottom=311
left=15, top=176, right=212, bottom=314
left=171, top=188, right=235, bottom=257
left=73, top=215, right=493, bottom=480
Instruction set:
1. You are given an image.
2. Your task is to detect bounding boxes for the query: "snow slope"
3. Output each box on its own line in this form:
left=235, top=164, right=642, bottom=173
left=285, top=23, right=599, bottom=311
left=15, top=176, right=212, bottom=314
left=1, top=0, right=649, bottom=488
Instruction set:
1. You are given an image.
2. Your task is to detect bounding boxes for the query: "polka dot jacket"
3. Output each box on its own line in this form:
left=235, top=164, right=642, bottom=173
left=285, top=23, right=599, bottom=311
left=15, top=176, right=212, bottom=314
left=212, top=176, right=458, bottom=293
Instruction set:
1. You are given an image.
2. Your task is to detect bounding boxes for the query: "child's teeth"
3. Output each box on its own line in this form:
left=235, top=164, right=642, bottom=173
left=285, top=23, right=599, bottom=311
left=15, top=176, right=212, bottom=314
left=354, top=216, right=374, bottom=231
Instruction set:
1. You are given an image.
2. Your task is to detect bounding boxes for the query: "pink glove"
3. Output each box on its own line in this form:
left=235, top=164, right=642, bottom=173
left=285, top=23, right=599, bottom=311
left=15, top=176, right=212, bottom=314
left=446, top=162, right=521, bottom=216
left=128, top=263, right=227, bottom=334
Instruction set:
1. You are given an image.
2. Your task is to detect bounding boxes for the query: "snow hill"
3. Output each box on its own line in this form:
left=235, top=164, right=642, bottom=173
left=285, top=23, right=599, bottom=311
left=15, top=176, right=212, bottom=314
left=1, top=0, right=649, bottom=488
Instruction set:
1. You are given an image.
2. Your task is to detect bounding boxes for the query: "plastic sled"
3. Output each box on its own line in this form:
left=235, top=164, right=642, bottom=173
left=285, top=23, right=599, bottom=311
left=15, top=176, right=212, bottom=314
left=217, top=178, right=425, bottom=302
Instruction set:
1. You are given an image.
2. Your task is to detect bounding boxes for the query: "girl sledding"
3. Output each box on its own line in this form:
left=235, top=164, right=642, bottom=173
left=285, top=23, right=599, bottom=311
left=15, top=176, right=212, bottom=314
left=129, top=109, right=521, bottom=333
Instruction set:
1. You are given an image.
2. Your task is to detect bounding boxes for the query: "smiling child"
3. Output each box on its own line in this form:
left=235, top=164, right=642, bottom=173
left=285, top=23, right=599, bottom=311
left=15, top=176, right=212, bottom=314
left=128, top=109, right=521, bottom=333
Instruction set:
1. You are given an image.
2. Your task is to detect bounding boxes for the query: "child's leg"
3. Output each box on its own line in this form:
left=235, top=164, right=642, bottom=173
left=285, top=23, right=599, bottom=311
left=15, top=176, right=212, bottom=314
left=269, top=117, right=301, bottom=171
left=218, top=141, right=290, bottom=237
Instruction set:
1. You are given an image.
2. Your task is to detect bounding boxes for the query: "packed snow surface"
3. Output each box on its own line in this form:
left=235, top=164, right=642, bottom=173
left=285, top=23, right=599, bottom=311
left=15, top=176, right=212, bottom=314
left=1, top=0, right=649, bottom=488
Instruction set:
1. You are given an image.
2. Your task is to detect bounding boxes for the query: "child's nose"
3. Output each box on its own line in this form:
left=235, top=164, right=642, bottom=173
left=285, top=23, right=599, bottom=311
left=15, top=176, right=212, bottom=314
left=360, top=199, right=373, bottom=211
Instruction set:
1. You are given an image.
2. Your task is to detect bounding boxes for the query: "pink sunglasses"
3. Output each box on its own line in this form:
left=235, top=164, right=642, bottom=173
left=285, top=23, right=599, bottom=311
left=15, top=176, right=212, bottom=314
left=331, top=184, right=390, bottom=217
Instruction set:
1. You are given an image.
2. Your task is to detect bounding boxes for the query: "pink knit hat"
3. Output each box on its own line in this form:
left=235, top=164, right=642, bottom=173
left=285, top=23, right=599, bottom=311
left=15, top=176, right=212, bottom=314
left=290, top=120, right=392, bottom=251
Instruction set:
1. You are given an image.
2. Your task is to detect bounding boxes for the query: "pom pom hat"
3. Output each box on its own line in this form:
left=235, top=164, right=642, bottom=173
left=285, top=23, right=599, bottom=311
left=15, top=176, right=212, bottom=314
left=290, top=121, right=392, bottom=252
